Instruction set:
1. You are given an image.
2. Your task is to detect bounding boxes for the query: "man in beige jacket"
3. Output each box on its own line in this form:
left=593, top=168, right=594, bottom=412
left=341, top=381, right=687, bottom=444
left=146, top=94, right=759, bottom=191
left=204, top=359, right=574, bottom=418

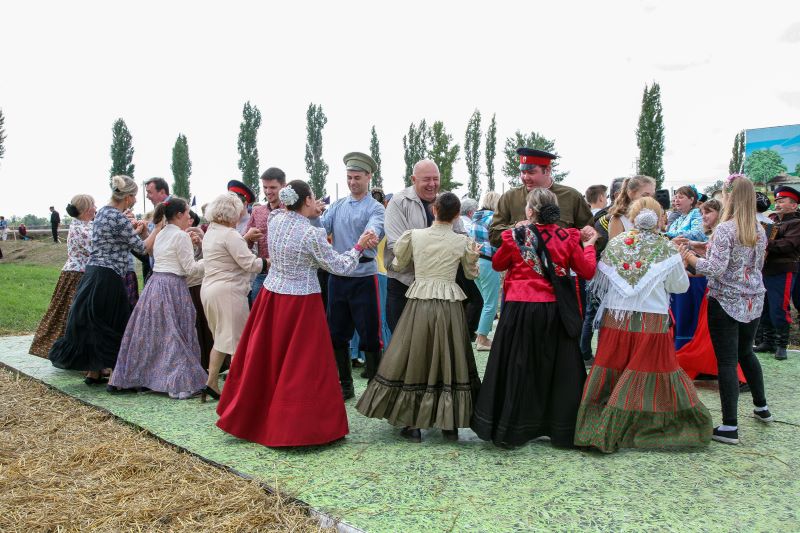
left=384, top=159, right=467, bottom=330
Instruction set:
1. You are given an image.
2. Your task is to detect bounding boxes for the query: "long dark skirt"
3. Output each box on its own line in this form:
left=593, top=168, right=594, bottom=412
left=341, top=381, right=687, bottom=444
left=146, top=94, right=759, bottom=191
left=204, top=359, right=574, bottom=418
left=470, top=301, right=586, bottom=447
left=29, top=270, right=83, bottom=358
left=49, top=265, right=131, bottom=372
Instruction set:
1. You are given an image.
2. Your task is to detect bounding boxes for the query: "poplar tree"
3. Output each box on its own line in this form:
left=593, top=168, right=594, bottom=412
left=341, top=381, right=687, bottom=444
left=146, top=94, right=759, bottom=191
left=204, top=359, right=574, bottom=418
left=402, top=120, right=430, bottom=186
left=110, top=118, right=135, bottom=181
left=0, top=108, right=6, bottom=162
left=729, top=130, right=745, bottom=174
left=429, top=121, right=461, bottom=191
left=636, top=82, right=665, bottom=188
left=237, top=101, right=262, bottom=199
left=370, top=126, right=383, bottom=187
left=464, top=109, right=482, bottom=199
left=485, top=113, right=497, bottom=191
left=305, top=103, right=329, bottom=198
left=171, top=134, right=192, bottom=200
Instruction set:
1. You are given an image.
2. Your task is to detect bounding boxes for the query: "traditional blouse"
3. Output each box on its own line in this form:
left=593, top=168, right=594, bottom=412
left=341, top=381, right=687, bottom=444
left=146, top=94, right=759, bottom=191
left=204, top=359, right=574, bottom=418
left=392, top=223, right=478, bottom=301
left=666, top=208, right=706, bottom=242
left=87, top=206, right=146, bottom=277
left=493, top=224, right=596, bottom=303
left=593, top=229, right=689, bottom=319
left=694, top=220, right=766, bottom=323
left=62, top=219, right=93, bottom=272
left=265, top=209, right=362, bottom=295
left=153, top=223, right=204, bottom=282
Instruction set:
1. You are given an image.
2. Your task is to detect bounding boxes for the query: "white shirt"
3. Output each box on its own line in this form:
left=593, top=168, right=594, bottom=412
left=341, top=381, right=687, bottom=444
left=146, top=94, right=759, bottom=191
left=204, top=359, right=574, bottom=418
left=153, top=223, right=204, bottom=285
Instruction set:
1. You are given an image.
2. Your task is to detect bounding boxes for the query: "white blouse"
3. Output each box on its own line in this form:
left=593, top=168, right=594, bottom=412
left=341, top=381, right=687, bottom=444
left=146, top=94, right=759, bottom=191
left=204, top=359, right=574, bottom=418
left=153, top=223, right=204, bottom=282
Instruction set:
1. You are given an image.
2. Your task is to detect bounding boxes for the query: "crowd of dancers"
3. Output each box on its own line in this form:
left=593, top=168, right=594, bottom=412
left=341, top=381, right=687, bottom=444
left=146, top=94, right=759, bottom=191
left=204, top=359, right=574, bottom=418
left=28, top=146, right=799, bottom=451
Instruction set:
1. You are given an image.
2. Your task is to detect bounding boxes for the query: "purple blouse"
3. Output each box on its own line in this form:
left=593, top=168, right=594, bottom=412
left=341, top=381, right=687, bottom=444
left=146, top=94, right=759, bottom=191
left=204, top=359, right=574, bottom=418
left=695, top=220, right=766, bottom=323
left=264, top=209, right=362, bottom=295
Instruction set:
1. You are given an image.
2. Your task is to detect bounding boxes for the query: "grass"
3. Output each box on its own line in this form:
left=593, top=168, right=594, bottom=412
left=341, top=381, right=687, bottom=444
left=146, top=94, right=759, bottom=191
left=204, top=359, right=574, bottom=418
left=0, top=264, right=61, bottom=335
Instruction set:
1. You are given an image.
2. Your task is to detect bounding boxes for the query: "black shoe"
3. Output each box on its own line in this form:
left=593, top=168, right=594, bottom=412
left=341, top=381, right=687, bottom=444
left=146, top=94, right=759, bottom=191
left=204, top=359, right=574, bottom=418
left=351, top=359, right=365, bottom=368
left=400, top=427, right=422, bottom=443
left=341, top=382, right=355, bottom=400
left=753, top=409, right=774, bottom=423
left=200, top=386, right=220, bottom=403
left=442, top=429, right=459, bottom=441
left=84, top=376, right=107, bottom=386
left=711, top=426, right=739, bottom=445
left=739, top=382, right=751, bottom=393
left=775, top=347, right=788, bottom=360
left=106, top=384, right=134, bottom=394
left=754, top=342, right=775, bottom=353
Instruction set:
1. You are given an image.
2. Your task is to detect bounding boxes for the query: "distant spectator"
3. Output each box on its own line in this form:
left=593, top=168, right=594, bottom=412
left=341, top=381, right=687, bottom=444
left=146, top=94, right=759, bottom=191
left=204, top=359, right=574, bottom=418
left=585, top=184, right=608, bottom=215
left=0, top=216, right=7, bottom=240
left=50, top=206, right=61, bottom=243
left=19, top=223, right=31, bottom=240
left=460, top=197, right=478, bottom=234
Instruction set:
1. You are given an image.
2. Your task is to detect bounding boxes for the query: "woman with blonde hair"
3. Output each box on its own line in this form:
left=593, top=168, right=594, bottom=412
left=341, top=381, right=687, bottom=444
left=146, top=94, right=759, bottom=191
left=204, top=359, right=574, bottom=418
left=470, top=190, right=502, bottom=350
left=606, top=175, right=656, bottom=239
left=49, top=176, right=150, bottom=384
left=30, top=194, right=96, bottom=358
left=680, top=175, right=772, bottom=445
left=575, top=196, right=712, bottom=452
left=200, top=192, right=267, bottom=400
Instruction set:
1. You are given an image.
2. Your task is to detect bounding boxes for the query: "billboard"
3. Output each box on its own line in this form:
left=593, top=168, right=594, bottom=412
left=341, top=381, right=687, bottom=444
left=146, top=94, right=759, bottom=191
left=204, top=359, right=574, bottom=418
left=745, top=124, right=800, bottom=174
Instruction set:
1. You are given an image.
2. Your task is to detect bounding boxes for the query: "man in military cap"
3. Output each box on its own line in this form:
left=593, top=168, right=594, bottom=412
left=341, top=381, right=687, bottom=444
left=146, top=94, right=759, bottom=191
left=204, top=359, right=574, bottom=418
left=755, top=185, right=800, bottom=360
left=489, top=148, right=593, bottom=247
left=314, top=152, right=385, bottom=398
left=227, top=179, right=256, bottom=235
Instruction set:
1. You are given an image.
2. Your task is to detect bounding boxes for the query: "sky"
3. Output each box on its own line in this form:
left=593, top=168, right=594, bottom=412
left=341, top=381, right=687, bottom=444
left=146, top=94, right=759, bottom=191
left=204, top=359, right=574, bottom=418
left=1, top=0, right=799, bottom=218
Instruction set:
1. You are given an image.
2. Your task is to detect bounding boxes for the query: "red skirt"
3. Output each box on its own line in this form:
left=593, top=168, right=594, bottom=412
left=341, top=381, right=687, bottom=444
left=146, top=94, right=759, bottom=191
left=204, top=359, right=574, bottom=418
left=676, top=290, right=746, bottom=383
left=216, top=288, right=348, bottom=447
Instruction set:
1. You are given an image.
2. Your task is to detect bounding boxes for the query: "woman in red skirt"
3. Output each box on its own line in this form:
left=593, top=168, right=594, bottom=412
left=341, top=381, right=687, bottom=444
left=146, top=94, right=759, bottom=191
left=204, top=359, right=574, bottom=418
left=574, top=197, right=712, bottom=452
left=216, top=180, right=378, bottom=447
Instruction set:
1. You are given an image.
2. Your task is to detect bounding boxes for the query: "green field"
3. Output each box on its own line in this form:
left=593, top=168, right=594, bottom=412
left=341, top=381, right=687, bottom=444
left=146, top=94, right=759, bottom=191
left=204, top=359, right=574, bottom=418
left=0, top=264, right=60, bottom=335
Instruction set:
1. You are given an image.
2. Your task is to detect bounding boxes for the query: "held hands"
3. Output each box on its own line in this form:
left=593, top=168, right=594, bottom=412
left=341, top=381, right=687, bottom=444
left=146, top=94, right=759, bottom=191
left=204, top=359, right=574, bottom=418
left=243, top=228, right=264, bottom=245
left=314, top=199, right=327, bottom=217
left=580, top=226, right=598, bottom=246
left=357, top=229, right=379, bottom=250
left=677, top=242, right=698, bottom=268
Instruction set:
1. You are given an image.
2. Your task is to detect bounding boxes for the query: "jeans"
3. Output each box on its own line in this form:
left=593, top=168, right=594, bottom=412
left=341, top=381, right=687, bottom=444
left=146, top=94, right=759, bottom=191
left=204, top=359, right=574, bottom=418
left=475, top=258, right=500, bottom=336
left=249, top=271, right=267, bottom=307
left=706, top=297, right=768, bottom=426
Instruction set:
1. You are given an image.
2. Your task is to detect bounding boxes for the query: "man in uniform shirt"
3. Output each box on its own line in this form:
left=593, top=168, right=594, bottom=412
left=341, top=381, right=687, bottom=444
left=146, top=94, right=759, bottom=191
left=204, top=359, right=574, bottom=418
left=315, top=152, right=385, bottom=398
left=489, top=148, right=593, bottom=248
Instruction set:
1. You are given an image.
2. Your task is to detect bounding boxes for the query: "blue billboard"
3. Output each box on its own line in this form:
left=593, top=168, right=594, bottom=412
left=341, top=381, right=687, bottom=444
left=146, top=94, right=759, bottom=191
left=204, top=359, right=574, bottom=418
left=745, top=124, right=800, bottom=174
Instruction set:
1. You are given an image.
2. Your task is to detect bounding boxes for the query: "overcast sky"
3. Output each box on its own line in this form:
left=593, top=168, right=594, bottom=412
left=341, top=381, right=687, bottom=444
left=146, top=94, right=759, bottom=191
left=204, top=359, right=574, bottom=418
left=1, top=0, right=799, bottom=217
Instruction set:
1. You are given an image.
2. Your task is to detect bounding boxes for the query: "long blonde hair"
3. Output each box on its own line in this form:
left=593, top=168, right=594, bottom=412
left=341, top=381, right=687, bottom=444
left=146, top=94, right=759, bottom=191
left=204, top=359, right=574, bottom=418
left=720, top=176, right=757, bottom=247
left=607, top=175, right=656, bottom=218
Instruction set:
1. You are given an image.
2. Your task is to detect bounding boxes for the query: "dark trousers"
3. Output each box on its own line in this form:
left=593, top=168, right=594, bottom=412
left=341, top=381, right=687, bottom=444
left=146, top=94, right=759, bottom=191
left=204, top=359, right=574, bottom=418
left=386, top=277, right=409, bottom=333
left=318, top=270, right=329, bottom=309
left=456, top=265, right=483, bottom=337
left=326, top=274, right=381, bottom=352
left=761, top=272, right=794, bottom=329
left=793, top=273, right=800, bottom=313
left=579, top=286, right=600, bottom=358
left=51, top=224, right=59, bottom=243
left=707, top=297, right=767, bottom=426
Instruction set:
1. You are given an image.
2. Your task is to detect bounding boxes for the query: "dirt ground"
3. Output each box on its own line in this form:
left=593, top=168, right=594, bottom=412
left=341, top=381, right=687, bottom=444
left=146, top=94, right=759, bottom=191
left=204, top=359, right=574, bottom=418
left=0, top=368, right=331, bottom=532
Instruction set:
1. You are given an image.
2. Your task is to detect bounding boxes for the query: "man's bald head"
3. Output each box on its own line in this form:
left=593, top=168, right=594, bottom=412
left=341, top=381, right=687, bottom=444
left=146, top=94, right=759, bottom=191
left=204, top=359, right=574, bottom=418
left=411, top=159, right=440, bottom=202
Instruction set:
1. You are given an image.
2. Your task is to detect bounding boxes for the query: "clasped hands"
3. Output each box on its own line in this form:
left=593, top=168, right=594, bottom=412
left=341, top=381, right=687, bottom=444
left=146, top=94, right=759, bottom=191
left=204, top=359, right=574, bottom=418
left=357, top=229, right=380, bottom=250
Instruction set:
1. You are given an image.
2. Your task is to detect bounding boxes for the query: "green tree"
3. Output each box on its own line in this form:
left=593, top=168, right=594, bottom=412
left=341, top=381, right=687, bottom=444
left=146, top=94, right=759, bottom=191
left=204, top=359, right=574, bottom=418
left=485, top=113, right=497, bottom=191
left=369, top=125, right=383, bottom=188
left=464, top=109, right=482, bottom=199
left=0, top=108, right=6, bottom=161
left=109, top=118, right=135, bottom=181
left=794, top=162, right=800, bottom=177
left=744, top=149, right=787, bottom=189
left=171, top=134, right=192, bottom=200
left=402, top=120, right=430, bottom=187
left=429, top=121, right=461, bottom=191
left=636, top=82, right=665, bottom=188
left=502, top=131, right=567, bottom=188
left=728, top=130, right=745, bottom=175
left=238, top=101, right=262, bottom=199
left=305, top=103, right=329, bottom=198
left=703, top=179, right=724, bottom=196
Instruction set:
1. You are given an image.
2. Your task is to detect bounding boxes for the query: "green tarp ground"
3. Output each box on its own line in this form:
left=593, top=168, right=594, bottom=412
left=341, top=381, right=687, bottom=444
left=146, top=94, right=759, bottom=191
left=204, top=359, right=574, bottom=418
left=2, top=335, right=799, bottom=532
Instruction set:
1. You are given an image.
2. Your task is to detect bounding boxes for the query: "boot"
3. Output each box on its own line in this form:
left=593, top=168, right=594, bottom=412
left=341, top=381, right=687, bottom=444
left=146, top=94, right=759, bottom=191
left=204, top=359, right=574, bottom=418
left=333, top=348, right=355, bottom=399
left=774, top=325, right=790, bottom=360
left=752, top=321, right=765, bottom=348
left=754, top=322, right=776, bottom=353
left=360, top=351, right=380, bottom=380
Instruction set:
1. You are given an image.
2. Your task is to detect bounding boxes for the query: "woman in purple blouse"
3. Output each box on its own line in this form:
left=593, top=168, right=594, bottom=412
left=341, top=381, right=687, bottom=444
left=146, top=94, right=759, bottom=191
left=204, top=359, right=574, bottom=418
left=680, top=175, right=773, bottom=445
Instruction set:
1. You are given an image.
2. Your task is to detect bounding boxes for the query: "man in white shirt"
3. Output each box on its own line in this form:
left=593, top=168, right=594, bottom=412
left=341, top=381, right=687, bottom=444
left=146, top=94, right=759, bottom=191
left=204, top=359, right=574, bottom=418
left=585, top=184, right=608, bottom=216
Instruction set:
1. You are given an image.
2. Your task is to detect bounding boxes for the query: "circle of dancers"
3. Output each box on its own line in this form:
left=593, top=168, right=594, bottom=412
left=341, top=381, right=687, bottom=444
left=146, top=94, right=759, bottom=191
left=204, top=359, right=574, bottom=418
left=31, top=147, right=799, bottom=451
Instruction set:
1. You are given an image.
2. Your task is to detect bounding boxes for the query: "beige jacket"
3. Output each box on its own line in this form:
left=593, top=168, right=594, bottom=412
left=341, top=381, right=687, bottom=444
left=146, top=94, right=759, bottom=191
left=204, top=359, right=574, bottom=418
left=384, top=186, right=466, bottom=286
left=392, top=223, right=478, bottom=301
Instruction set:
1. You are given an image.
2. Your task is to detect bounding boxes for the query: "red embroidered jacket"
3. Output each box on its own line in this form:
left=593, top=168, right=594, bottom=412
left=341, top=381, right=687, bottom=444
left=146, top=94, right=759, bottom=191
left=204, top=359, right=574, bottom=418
left=492, top=224, right=596, bottom=302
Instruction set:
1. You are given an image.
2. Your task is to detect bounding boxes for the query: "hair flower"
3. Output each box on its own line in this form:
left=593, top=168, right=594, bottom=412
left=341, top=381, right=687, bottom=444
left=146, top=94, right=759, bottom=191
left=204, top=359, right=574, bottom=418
left=725, top=173, right=745, bottom=193
left=279, top=185, right=300, bottom=206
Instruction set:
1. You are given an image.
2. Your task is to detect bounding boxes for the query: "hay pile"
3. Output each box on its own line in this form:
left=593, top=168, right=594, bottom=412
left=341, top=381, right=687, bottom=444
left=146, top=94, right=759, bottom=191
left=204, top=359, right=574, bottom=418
left=0, top=369, right=332, bottom=532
